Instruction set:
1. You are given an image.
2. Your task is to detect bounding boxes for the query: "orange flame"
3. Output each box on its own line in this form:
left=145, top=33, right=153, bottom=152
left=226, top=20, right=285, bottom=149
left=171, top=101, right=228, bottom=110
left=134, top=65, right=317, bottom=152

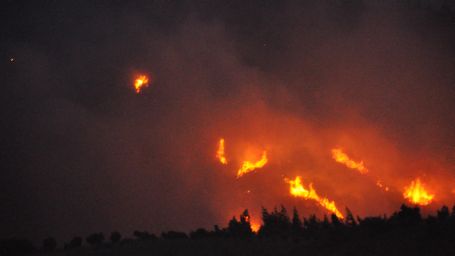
left=134, top=75, right=149, bottom=93
left=287, top=176, right=344, bottom=219
left=236, top=151, right=268, bottom=178
left=243, top=215, right=260, bottom=232
left=250, top=220, right=261, bottom=233
left=216, top=138, right=228, bottom=164
left=403, top=178, right=435, bottom=206
left=331, top=148, right=368, bottom=174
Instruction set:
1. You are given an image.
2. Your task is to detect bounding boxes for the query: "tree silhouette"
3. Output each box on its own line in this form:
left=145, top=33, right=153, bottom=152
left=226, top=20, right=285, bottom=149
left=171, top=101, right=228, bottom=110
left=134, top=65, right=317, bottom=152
left=86, top=233, right=105, bottom=247
left=344, top=208, right=357, bottom=227
left=133, top=231, right=157, bottom=240
left=161, top=231, right=188, bottom=239
left=437, top=205, right=449, bottom=221
left=259, top=206, right=291, bottom=238
left=64, top=236, right=82, bottom=250
left=390, top=204, right=422, bottom=226
left=190, top=228, right=211, bottom=239
left=110, top=231, right=122, bottom=243
left=42, top=237, right=57, bottom=252
left=291, top=207, right=303, bottom=237
left=226, top=209, right=253, bottom=238
left=0, top=239, right=35, bottom=255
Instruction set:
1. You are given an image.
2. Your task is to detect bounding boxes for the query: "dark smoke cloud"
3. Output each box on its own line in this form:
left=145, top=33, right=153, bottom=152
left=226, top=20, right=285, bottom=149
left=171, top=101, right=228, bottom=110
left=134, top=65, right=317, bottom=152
left=1, top=0, right=455, bottom=241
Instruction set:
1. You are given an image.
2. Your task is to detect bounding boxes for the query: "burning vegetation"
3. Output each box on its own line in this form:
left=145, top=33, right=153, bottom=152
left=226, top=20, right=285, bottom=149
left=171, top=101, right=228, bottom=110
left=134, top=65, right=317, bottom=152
left=331, top=148, right=368, bottom=174
left=214, top=137, right=443, bottom=220
left=286, top=176, right=344, bottom=219
left=403, top=178, right=435, bottom=206
left=236, top=151, right=268, bottom=178
left=134, top=75, right=149, bottom=93
left=216, top=138, right=227, bottom=164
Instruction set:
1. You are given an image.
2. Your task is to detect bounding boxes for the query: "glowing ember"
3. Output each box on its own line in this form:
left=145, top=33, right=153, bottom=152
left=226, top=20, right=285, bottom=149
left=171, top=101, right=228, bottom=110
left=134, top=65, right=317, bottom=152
left=403, top=178, right=434, bottom=206
left=287, top=176, right=344, bottom=219
left=237, top=151, right=268, bottom=178
left=376, top=180, right=389, bottom=191
left=216, top=138, right=228, bottom=164
left=331, top=148, right=368, bottom=174
left=134, top=75, right=149, bottom=93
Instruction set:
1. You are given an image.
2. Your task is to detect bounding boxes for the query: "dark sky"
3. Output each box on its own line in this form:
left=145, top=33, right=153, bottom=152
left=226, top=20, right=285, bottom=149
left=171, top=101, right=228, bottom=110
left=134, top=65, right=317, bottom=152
left=2, top=0, right=455, bottom=242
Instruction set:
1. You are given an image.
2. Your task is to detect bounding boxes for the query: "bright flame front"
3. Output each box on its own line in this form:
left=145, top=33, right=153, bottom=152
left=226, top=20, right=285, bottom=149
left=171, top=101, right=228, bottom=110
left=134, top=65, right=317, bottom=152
left=287, top=176, right=344, bottom=219
left=237, top=151, right=268, bottom=178
left=403, top=178, right=435, bottom=206
left=216, top=138, right=228, bottom=164
left=134, top=75, right=149, bottom=93
left=331, top=148, right=368, bottom=174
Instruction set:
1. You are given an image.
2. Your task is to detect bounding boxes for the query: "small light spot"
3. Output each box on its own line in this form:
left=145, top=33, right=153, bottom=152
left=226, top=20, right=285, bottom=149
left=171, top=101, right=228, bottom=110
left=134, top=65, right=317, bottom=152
left=10, top=57, right=15, bottom=62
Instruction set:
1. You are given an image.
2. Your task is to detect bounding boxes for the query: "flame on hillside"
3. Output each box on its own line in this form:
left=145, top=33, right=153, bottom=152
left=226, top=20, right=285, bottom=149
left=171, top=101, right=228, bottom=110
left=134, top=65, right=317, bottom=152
left=237, top=151, right=268, bottom=178
left=403, top=178, right=435, bottom=206
left=331, top=148, right=368, bottom=174
left=216, top=138, right=228, bottom=164
left=286, top=176, right=344, bottom=219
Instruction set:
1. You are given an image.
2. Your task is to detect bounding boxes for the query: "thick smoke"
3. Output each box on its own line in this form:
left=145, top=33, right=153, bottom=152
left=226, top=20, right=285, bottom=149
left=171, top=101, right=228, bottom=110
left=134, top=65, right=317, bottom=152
left=1, top=0, right=455, bottom=241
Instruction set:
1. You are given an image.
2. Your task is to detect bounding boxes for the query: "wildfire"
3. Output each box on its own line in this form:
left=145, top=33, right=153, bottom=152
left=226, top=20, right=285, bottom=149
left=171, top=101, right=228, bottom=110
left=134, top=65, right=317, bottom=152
left=250, top=220, right=261, bottom=233
left=403, top=178, right=435, bottom=206
left=134, top=75, right=149, bottom=93
left=237, top=151, right=268, bottom=178
left=287, top=176, right=344, bottom=219
left=216, top=138, right=228, bottom=164
left=331, top=148, right=368, bottom=174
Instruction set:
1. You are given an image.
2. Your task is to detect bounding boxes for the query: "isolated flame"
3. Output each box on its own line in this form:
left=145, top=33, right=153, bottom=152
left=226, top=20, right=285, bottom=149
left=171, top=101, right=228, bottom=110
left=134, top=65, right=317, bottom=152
left=216, top=138, right=228, bottom=164
left=403, top=178, right=435, bottom=206
left=134, top=75, right=149, bottom=93
left=331, top=148, right=368, bottom=174
left=250, top=220, right=261, bottom=233
left=287, top=176, right=344, bottom=219
left=237, top=151, right=268, bottom=178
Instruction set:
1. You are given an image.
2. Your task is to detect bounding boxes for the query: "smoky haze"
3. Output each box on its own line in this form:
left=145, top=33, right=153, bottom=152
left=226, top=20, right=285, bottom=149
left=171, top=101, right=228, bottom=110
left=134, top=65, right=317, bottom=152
left=1, top=0, right=455, bottom=241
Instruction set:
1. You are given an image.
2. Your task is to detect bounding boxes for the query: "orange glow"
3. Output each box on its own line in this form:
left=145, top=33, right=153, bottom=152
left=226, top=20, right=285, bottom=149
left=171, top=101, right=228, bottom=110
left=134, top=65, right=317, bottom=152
left=287, top=176, right=344, bottom=219
left=331, top=148, right=368, bottom=174
left=134, top=75, right=149, bottom=93
left=216, top=138, right=228, bottom=164
left=236, top=151, right=268, bottom=178
left=250, top=220, right=261, bottom=233
left=403, top=178, right=435, bottom=206
left=243, top=215, right=260, bottom=233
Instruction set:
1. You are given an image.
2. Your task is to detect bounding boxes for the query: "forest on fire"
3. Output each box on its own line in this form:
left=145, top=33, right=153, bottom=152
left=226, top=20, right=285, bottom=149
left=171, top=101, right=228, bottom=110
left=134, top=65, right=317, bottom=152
left=3, top=204, right=455, bottom=255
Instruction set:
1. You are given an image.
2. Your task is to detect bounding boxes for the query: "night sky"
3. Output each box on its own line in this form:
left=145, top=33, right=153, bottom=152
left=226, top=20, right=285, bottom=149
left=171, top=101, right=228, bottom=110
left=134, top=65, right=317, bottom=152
left=2, top=0, right=455, bottom=242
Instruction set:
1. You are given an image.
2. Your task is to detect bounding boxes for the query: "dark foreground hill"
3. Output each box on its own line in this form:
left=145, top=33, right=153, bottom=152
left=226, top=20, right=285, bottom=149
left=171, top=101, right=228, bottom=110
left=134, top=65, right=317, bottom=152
left=4, top=205, right=455, bottom=255
left=34, top=236, right=455, bottom=256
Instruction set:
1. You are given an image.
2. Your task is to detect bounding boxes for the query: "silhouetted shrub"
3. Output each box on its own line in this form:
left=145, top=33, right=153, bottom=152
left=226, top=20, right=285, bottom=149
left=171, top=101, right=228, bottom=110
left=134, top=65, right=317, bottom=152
left=190, top=228, right=211, bottom=239
left=0, top=238, right=35, bottom=255
left=344, top=208, right=357, bottom=227
left=86, top=233, right=105, bottom=246
left=437, top=205, right=450, bottom=221
left=291, top=207, right=303, bottom=237
left=161, top=231, right=188, bottom=239
left=358, top=216, right=388, bottom=235
left=227, top=209, right=253, bottom=238
left=390, top=204, right=422, bottom=226
left=259, top=206, right=291, bottom=238
left=71, top=236, right=82, bottom=248
left=110, top=231, right=122, bottom=243
left=42, top=237, right=57, bottom=252
left=133, top=230, right=157, bottom=240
